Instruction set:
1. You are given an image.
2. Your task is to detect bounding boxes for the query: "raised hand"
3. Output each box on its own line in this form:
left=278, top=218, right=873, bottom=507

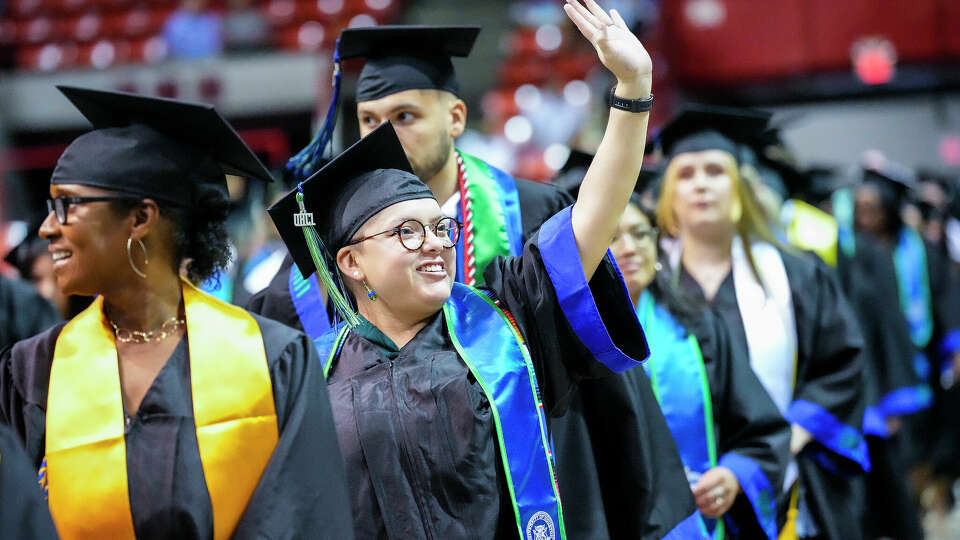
left=563, top=0, right=652, bottom=97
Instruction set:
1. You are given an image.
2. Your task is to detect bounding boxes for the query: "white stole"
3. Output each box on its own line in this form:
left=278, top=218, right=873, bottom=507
left=731, top=237, right=798, bottom=492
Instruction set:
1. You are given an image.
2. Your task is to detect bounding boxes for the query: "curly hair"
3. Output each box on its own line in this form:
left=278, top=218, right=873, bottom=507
left=110, top=183, right=232, bottom=285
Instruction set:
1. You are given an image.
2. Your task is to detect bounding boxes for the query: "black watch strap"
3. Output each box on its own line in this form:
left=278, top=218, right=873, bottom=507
left=608, top=87, right=654, bottom=113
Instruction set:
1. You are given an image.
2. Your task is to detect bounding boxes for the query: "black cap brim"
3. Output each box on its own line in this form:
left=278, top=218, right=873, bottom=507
left=57, top=85, right=274, bottom=182
left=337, top=25, right=481, bottom=61
left=658, top=104, right=771, bottom=158
left=268, top=122, right=419, bottom=277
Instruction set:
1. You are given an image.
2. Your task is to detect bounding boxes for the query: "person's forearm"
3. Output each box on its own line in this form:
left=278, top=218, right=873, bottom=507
left=571, top=75, right=652, bottom=280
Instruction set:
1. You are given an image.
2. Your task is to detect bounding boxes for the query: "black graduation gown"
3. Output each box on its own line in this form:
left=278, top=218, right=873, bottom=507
left=556, top=304, right=790, bottom=540
left=319, top=209, right=696, bottom=539
left=917, top=243, right=960, bottom=477
left=0, top=423, right=58, bottom=540
left=835, top=234, right=924, bottom=539
left=691, top=309, right=791, bottom=539
left=679, top=248, right=868, bottom=540
left=0, top=276, right=60, bottom=351
left=0, top=313, right=354, bottom=540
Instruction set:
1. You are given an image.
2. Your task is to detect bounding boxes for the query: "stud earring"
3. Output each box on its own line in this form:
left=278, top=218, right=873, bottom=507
left=654, top=261, right=663, bottom=272
left=363, top=280, right=377, bottom=301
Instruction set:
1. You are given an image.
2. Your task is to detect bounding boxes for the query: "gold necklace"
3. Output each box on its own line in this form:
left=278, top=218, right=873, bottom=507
left=109, top=317, right=185, bottom=344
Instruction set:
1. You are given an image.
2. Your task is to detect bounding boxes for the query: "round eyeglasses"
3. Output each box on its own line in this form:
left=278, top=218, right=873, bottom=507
left=348, top=217, right=462, bottom=252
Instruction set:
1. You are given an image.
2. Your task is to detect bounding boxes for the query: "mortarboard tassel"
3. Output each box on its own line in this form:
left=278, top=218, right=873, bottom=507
left=286, top=39, right=343, bottom=182
left=294, top=187, right=360, bottom=328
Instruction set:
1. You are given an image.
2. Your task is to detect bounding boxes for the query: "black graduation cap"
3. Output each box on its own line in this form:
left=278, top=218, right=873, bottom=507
left=3, top=224, right=45, bottom=278
left=52, top=85, right=273, bottom=207
left=657, top=103, right=772, bottom=159
left=285, top=25, right=481, bottom=182
left=800, top=165, right=851, bottom=205
left=552, top=149, right=664, bottom=202
left=338, top=25, right=481, bottom=102
left=862, top=159, right=917, bottom=202
left=269, top=122, right=433, bottom=278
left=637, top=161, right=666, bottom=201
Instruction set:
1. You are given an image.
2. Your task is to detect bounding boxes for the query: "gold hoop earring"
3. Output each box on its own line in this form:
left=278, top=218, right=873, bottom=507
left=127, top=237, right=148, bottom=279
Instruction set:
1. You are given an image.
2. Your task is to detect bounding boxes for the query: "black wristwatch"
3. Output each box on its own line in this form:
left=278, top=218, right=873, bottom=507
left=608, top=87, right=654, bottom=113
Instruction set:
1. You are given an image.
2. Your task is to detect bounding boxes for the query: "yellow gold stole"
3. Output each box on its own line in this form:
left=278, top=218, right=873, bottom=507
left=46, top=280, right=279, bottom=540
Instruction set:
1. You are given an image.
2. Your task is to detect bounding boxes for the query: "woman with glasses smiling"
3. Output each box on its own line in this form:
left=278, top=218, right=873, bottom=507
left=608, top=199, right=790, bottom=540
left=0, top=86, right=353, bottom=540
left=266, top=2, right=702, bottom=537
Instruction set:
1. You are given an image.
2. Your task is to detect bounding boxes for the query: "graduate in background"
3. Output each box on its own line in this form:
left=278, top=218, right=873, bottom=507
left=247, top=24, right=571, bottom=331
left=656, top=105, right=869, bottom=540
left=608, top=200, right=790, bottom=539
left=265, top=2, right=698, bottom=536
left=854, top=161, right=960, bottom=520
left=745, top=148, right=926, bottom=539
left=0, top=423, right=58, bottom=540
left=0, top=87, right=353, bottom=540
left=249, top=17, right=688, bottom=537
left=4, top=224, right=93, bottom=319
left=0, top=274, right=60, bottom=351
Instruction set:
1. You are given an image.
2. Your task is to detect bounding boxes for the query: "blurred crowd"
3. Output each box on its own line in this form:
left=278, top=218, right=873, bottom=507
left=1, top=1, right=959, bottom=539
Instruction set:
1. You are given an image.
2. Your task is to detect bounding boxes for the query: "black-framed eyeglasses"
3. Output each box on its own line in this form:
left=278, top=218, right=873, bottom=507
left=46, top=196, right=140, bottom=225
left=348, top=217, right=462, bottom=251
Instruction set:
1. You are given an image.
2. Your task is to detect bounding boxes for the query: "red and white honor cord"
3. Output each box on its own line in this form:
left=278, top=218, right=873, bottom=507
left=457, top=152, right=476, bottom=286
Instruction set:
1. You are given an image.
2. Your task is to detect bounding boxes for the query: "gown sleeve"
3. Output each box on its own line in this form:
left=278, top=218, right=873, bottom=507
left=482, top=205, right=650, bottom=414
left=0, top=424, right=58, bottom=540
left=843, top=239, right=926, bottom=433
left=785, top=254, right=870, bottom=472
left=231, top=317, right=354, bottom=540
left=702, top=311, right=791, bottom=540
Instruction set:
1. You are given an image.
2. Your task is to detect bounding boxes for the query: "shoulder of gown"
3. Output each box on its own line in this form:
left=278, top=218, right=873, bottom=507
left=514, top=178, right=574, bottom=239
left=1, top=323, right=66, bottom=419
left=245, top=255, right=305, bottom=333
left=0, top=276, right=61, bottom=350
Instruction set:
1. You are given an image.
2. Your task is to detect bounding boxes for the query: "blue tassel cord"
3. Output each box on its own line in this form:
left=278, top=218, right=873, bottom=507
left=286, top=39, right=343, bottom=181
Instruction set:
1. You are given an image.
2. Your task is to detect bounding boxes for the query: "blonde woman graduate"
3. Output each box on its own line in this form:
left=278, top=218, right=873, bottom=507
left=656, top=105, right=869, bottom=540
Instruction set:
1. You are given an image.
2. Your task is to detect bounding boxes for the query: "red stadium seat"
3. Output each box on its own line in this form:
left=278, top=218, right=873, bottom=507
left=130, top=34, right=168, bottom=63
left=19, top=17, right=56, bottom=44
left=70, top=12, right=102, bottom=42
left=0, top=19, right=17, bottom=45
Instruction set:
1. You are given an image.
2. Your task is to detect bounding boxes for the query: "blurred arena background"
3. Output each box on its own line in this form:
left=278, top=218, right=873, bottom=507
left=1, top=0, right=959, bottom=310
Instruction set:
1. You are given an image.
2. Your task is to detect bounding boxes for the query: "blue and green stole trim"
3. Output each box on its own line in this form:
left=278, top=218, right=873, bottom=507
left=638, top=291, right=778, bottom=540
left=316, top=283, right=565, bottom=540
left=287, top=264, right=331, bottom=346
left=455, top=151, right=524, bottom=286
left=637, top=291, right=723, bottom=540
left=894, top=227, right=933, bottom=350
